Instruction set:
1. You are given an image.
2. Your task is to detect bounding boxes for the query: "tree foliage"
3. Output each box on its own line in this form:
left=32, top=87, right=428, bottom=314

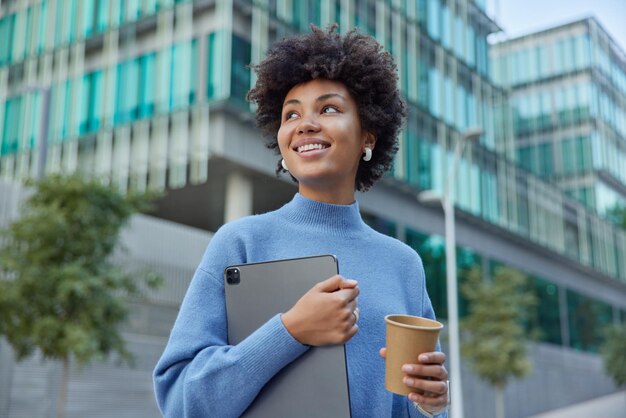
left=0, top=174, right=161, bottom=366
left=600, top=323, right=626, bottom=387
left=460, top=266, right=537, bottom=389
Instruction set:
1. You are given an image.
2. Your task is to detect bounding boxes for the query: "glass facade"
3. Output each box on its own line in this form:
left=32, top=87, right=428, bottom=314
left=492, top=18, right=626, bottom=221
left=1, top=0, right=624, bottom=356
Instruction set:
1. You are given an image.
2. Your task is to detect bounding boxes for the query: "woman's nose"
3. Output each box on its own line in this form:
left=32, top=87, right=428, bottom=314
left=297, top=115, right=321, bottom=134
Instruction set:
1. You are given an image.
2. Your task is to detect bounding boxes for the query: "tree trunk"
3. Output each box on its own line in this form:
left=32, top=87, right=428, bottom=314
left=56, top=357, right=69, bottom=418
left=495, top=386, right=505, bottom=418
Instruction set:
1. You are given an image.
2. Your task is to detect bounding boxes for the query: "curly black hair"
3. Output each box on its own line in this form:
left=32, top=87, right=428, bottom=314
left=247, top=25, right=406, bottom=191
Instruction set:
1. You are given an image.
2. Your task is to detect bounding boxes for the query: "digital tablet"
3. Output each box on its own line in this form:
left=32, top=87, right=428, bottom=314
left=224, top=254, right=352, bottom=418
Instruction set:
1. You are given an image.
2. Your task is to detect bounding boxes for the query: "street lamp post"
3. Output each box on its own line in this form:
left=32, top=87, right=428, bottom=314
left=418, top=127, right=482, bottom=418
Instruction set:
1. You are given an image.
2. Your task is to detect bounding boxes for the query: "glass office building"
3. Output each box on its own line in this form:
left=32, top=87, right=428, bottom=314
left=1, top=1, right=625, bottom=417
left=492, top=18, right=626, bottom=220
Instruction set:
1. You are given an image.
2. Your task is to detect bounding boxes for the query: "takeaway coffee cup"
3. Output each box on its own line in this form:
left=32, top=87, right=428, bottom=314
left=384, top=314, right=443, bottom=396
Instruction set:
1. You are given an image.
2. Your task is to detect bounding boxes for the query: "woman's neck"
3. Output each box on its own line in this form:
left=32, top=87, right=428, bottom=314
left=298, top=183, right=355, bottom=205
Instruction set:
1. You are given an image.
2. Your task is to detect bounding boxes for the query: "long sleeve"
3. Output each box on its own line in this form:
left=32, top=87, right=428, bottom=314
left=153, top=193, right=447, bottom=417
left=153, top=256, right=309, bottom=417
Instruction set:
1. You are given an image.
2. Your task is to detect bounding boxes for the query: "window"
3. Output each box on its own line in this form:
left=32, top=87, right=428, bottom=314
left=170, top=40, right=196, bottom=110
left=80, top=71, right=103, bottom=134
left=115, top=59, right=139, bottom=125
left=207, top=31, right=226, bottom=100
left=138, top=53, right=156, bottom=118
left=1, top=96, right=22, bottom=155
left=528, top=276, right=562, bottom=345
left=0, top=14, right=15, bottom=66
left=427, top=0, right=440, bottom=40
left=567, top=290, right=613, bottom=352
left=231, top=34, right=251, bottom=105
left=405, top=229, right=448, bottom=318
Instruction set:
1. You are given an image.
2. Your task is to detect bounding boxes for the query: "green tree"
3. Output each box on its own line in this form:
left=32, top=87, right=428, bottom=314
left=460, top=266, right=537, bottom=418
left=0, top=174, right=161, bottom=418
left=600, top=323, right=626, bottom=387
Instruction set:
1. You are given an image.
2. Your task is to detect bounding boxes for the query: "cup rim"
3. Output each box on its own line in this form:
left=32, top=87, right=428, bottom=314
left=384, top=314, right=443, bottom=330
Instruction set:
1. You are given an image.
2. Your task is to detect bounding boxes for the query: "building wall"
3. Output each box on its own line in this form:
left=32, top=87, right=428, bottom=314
left=492, top=18, right=626, bottom=218
left=1, top=1, right=626, bottom=417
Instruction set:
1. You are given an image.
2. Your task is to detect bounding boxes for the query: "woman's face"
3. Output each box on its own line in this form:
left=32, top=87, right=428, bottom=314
left=277, top=79, right=375, bottom=204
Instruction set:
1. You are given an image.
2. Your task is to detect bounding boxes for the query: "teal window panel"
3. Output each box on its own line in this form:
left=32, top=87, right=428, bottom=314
left=80, top=71, right=103, bottom=135
left=308, top=1, right=321, bottom=27
left=96, top=0, right=109, bottom=33
left=418, top=59, right=429, bottom=109
left=481, top=170, right=499, bottom=223
left=466, top=25, right=475, bottom=67
left=427, top=0, right=440, bottom=40
left=428, top=68, right=440, bottom=117
left=82, top=0, right=106, bottom=37
left=36, top=1, right=48, bottom=53
left=1, top=96, right=23, bottom=156
left=454, top=14, right=463, bottom=59
left=0, top=14, right=15, bottom=67
left=53, top=0, right=64, bottom=47
left=456, top=85, right=467, bottom=130
left=26, top=92, right=42, bottom=151
left=144, top=0, right=158, bottom=15
left=115, top=59, right=139, bottom=125
left=23, top=7, right=33, bottom=61
left=417, top=0, right=427, bottom=29
left=405, top=111, right=418, bottom=186
left=83, top=0, right=95, bottom=37
left=567, top=290, right=613, bottom=352
left=123, top=0, right=141, bottom=23
left=405, top=229, right=448, bottom=318
left=418, top=139, right=432, bottom=191
left=138, top=53, right=156, bottom=118
left=231, top=34, right=251, bottom=105
left=207, top=31, right=227, bottom=100
left=528, top=277, right=563, bottom=345
left=537, top=142, right=553, bottom=177
left=441, top=4, right=451, bottom=48
left=476, top=32, right=488, bottom=76
left=170, top=41, right=195, bottom=110
left=457, top=246, right=482, bottom=318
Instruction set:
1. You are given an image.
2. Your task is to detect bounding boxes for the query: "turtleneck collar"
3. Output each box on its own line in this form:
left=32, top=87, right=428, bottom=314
left=279, top=193, right=367, bottom=237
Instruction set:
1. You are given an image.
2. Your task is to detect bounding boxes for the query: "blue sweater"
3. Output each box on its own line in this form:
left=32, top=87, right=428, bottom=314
left=153, top=193, right=443, bottom=418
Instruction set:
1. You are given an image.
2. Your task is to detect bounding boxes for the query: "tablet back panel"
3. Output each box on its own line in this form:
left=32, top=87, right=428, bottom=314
left=224, top=255, right=351, bottom=418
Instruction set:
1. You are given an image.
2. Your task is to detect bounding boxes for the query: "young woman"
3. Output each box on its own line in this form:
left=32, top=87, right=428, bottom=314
left=153, top=26, right=449, bottom=418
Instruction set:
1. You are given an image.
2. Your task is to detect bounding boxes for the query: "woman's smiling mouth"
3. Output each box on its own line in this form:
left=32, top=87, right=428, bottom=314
left=297, top=143, right=329, bottom=153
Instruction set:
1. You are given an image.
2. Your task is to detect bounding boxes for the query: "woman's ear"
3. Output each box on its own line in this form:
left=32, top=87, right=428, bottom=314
left=363, top=131, right=377, bottom=151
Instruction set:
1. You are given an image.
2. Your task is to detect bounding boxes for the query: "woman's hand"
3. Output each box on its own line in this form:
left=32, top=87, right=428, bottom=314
left=379, top=348, right=449, bottom=412
left=281, top=275, right=359, bottom=346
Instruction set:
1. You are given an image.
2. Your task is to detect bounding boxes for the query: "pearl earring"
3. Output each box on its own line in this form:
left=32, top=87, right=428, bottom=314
left=363, top=147, right=372, bottom=162
left=281, top=159, right=289, bottom=171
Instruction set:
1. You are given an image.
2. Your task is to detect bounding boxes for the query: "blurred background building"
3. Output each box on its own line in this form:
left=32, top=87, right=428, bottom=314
left=0, top=0, right=625, bottom=417
left=492, top=17, right=626, bottom=223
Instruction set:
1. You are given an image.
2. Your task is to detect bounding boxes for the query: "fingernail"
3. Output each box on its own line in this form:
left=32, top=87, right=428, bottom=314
left=419, top=354, right=429, bottom=362
left=402, top=365, right=413, bottom=373
left=409, top=393, right=418, bottom=402
left=403, top=377, right=415, bottom=386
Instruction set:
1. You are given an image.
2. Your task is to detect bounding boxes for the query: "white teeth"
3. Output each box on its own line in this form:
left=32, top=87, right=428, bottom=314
left=297, top=143, right=327, bottom=153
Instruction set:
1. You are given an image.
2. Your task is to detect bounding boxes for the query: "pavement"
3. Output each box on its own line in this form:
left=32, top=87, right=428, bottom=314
left=526, top=391, right=626, bottom=418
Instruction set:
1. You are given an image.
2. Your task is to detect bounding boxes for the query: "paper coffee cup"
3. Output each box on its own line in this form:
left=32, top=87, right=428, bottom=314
left=384, top=314, right=443, bottom=396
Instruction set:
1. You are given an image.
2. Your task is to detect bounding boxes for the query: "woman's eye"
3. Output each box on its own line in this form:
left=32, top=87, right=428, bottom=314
left=285, top=111, right=298, bottom=120
left=322, top=106, right=339, bottom=114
